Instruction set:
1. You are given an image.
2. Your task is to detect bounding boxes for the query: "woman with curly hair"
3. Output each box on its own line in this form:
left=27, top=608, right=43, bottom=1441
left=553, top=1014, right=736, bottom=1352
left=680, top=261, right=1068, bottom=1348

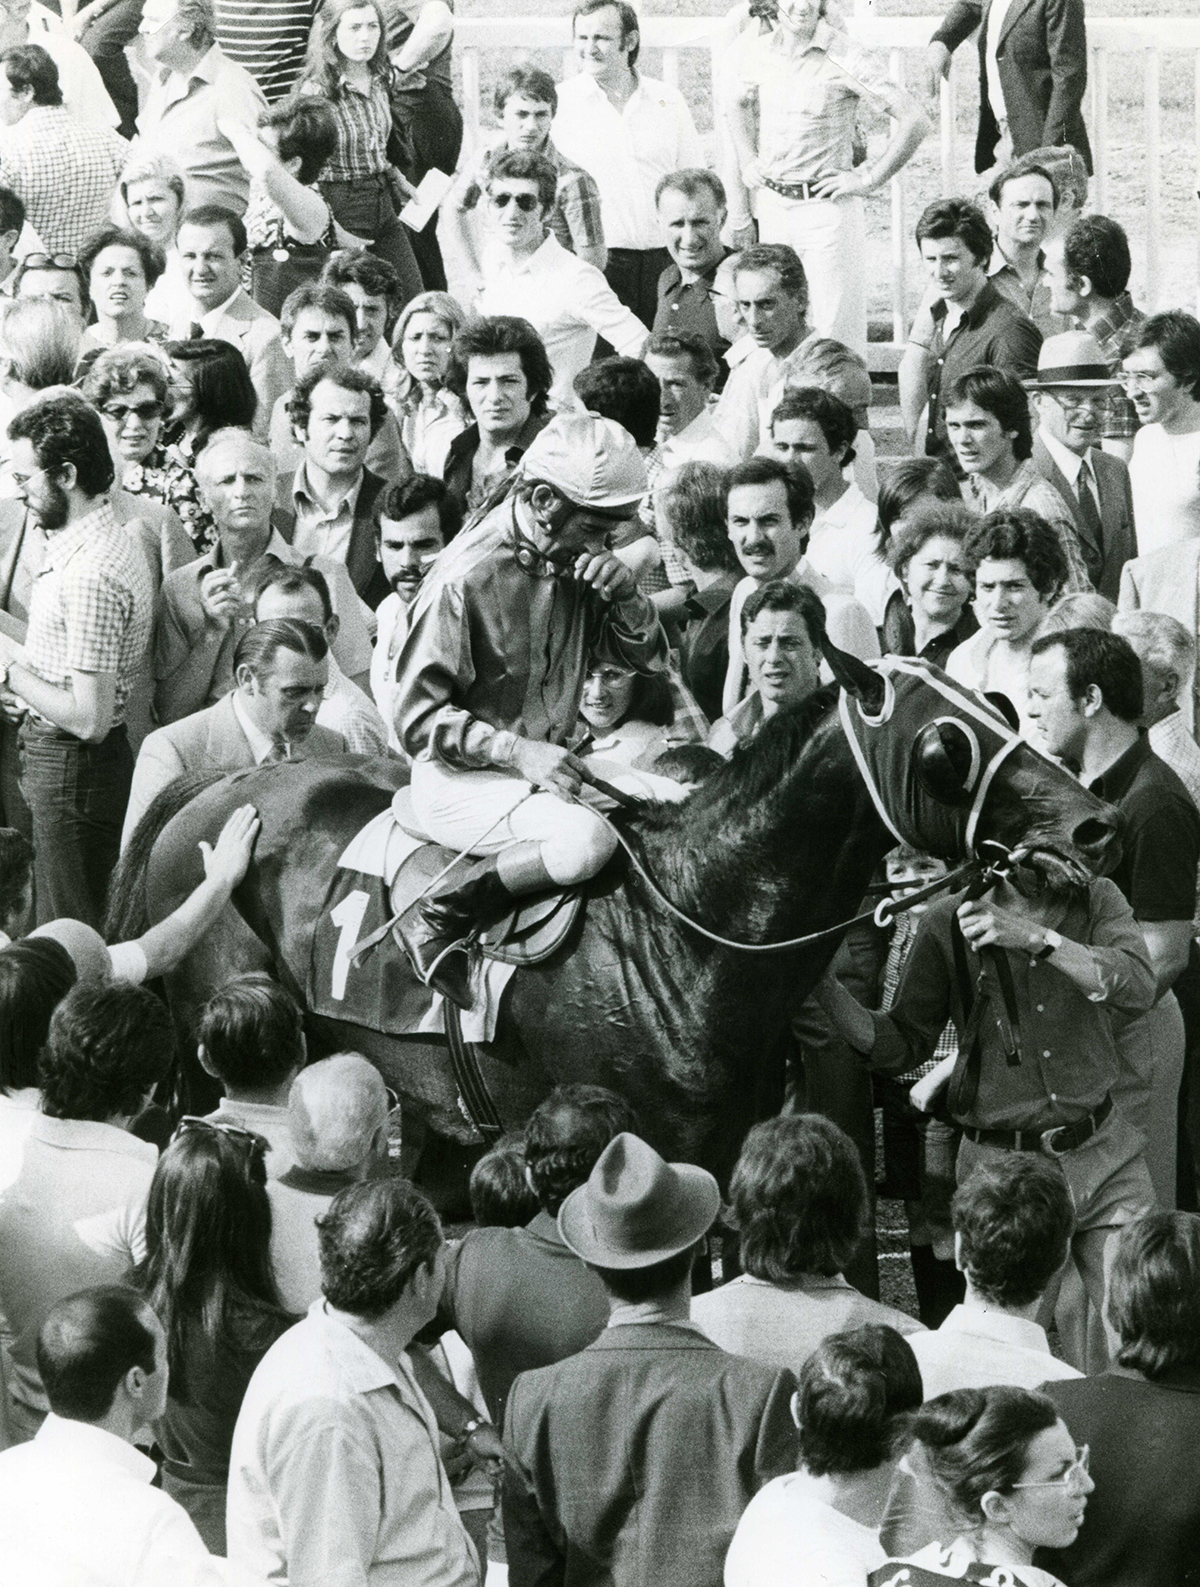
left=77, top=226, right=169, bottom=359
left=297, top=0, right=423, bottom=299
left=134, top=1119, right=297, bottom=1552
left=391, top=290, right=469, bottom=475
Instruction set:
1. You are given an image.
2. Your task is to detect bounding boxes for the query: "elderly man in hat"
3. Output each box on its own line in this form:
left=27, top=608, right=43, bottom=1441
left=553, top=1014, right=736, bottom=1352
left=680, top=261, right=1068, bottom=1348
left=1028, top=330, right=1137, bottom=601
left=392, top=413, right=670, bottom=1008
left=502, top=1132, right=797, bottom=1587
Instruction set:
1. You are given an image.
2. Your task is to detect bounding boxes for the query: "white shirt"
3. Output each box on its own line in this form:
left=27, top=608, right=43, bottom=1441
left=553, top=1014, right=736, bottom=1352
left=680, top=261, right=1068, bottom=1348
left=1038, top=423, right=1098, bottom=498
left=725, top=1468, right=886, bottom=1587
left=807, top=480, right=896, bottom=626
left=714, top=336, right=813, bottom=461
left=551, top=72, right=703, bottom=251
left=1129, top=423, right=1200, bottom=556
left=231, top=688, right=280, bottom=764
left=227, top=1302, right=480, bottom=1587
left=371, top=590, right=413, bottom=754
left=476, top=233, right=648, bottom=409
left=660, top=406, right=737, bottom=470
left=907, top=1304, right=1082, bottom=1401
left=984, top=0, right=1020, bottom=124
left=0, top=1414, right=243, bottom=1587
left=723, top=560, right=880, bottom=714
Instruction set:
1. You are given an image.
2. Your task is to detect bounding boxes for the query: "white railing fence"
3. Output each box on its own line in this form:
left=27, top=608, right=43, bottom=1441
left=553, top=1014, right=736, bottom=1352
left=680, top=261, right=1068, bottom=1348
left=454, top=14, right=1200, bottom=358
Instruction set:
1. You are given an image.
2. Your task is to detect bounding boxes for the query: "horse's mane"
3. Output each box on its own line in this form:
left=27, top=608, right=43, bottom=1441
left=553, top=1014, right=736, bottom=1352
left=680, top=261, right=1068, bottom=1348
left=647, top=684, right=840, bottom=830
left=104, top=772, right=227, bottom=945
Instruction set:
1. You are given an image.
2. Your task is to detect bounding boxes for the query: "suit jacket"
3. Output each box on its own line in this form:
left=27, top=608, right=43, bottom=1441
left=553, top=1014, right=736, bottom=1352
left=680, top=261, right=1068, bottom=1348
left=1031, top=436, right=1136, bottom=602
left=174, top=288, right=291, bottom=442
left=679, top=574, right=737, bottom=724
left=1119, top=540, right=1200, bottom=733
left=932, top=0, right=1092, bottom=174
left=122, top=691, right=347, bottom=849
left=1037, top=1367, right=1200, bottom=1587
left=268, top=391, right=413, bottom=490
left=273, top=466, right=391, bottom=609
left=502, top=1321, right=797, bottom=1587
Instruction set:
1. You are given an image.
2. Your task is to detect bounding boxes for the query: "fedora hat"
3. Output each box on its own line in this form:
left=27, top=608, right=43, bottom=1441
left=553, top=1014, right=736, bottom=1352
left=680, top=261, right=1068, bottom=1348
left=1024, top=330, right=1119, bottom=390
left=558, top=1133, right=720, bottom=1269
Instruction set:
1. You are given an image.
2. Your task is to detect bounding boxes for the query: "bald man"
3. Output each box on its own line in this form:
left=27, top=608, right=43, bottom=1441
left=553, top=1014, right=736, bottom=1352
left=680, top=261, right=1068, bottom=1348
left=152, top=428, right=374, bottom=727
left=267, top=1054, right=391, bottom=1312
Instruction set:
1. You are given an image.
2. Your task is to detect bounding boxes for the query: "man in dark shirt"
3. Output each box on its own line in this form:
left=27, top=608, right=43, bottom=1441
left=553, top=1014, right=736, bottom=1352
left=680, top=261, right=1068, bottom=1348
left=899, top=197, right=1042, bottom=459
left=652, top=169, right=738, bottom=383
left=442, top=316, right=553, bottom=520
left=1027, top=627, right=1200, bottom=1213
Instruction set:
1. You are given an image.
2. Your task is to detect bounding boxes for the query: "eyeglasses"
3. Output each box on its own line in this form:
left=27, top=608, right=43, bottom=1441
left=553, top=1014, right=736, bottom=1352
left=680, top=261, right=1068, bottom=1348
left=5, top=462, right=51, bottom=490
left=173, top=1114, right=268, bottom=1157
left=103, top=401, right=163, bottom=424
left=21, top=253, right=78, bottom=271
left=1117, top=370, right=1164, bottom=390
left=1046, top=392, right=1107, bottom=413
left=489, top=191, right=540, bottom=213
left=1011, top=1445, right=1090, bottom=1492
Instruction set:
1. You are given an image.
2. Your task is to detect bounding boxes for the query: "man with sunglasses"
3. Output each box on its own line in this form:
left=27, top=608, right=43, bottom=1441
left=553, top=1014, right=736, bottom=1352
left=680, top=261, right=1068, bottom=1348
left=392, top=412, right=669, bottom=1010
left=475, top=150, right=648, bottom=412
left=1027, top=332, right=1136, bottom=602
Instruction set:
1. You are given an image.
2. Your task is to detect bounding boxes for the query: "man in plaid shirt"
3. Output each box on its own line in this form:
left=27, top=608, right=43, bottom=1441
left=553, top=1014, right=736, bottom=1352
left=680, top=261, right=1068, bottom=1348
left=0, top=44, right=127, bottom=256
left=0, top=394, right=152, bottom=927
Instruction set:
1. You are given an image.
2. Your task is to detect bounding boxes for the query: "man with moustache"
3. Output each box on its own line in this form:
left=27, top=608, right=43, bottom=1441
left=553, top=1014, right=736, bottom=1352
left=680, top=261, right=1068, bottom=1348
left=371, top=475, right=462, bottom=755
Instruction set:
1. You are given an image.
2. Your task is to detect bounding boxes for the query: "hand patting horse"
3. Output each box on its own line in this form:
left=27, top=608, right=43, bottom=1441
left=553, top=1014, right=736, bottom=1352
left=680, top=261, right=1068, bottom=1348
left=107, top=646, right=1118, bottom=1189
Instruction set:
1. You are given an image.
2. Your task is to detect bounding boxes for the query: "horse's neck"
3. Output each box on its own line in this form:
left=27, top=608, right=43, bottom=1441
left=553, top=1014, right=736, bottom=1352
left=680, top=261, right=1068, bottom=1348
left=642, top=710, right=891, bottom=942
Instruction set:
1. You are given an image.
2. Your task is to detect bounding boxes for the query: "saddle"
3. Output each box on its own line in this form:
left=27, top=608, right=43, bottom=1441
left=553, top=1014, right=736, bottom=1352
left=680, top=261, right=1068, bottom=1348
left=387, top=788, right=583, bottom=967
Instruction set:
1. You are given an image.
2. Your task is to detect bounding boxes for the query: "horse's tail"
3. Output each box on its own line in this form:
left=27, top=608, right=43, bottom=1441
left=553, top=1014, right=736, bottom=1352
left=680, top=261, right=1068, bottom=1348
left=104, top=772, right=228, bottom=945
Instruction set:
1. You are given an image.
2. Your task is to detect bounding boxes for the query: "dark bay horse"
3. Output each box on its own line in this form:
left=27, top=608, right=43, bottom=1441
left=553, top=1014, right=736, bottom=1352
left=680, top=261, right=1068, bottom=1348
left=109, top=650, right=1119, bottom=1184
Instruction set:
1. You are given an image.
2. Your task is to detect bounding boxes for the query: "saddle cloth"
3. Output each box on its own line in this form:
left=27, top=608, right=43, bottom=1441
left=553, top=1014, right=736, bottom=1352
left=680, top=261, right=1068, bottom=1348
left=307, top=798, right=582, bottom=1043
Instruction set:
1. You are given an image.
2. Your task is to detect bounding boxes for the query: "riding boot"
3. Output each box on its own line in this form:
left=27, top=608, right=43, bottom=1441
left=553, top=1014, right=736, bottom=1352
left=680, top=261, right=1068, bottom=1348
left=397, top=842, right=554, bottom=1011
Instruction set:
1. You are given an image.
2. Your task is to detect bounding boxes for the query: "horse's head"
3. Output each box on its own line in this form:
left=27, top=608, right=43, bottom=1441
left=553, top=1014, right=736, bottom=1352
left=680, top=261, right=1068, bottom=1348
left=822, top=643, right=1118, bottom=887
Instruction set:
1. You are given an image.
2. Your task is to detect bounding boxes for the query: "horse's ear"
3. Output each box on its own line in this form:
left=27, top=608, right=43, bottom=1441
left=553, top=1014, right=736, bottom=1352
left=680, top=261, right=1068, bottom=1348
left=820, top=635, right=887, bottom=716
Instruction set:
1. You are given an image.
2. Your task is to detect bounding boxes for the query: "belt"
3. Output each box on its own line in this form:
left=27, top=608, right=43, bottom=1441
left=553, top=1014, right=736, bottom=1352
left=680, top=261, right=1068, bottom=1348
left=962, top=1093, right=1113, bottom=1157
left=760, top=175, right=825, bottom=201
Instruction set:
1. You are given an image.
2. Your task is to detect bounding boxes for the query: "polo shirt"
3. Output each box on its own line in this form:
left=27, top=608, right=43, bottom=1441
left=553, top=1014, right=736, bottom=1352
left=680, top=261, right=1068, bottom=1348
left=907, top=1304, right=1082, bottom=1400
left=1088, top=733, right=1200, bottom=923
left=806, top=480, right=895, bottom=626
left=988, top=247, right=1063, bottom=336
left=134, top=43, right=267, bottom=215
left=433, top=1209, right=610, bottom=1429
left=0, top=1114, right=157, bottom=1418
left=922, top=280, right=1042, bottom=455
left=870, top=880, right=1157, bottom=1133
left=653, top=252, right=735, bottom=371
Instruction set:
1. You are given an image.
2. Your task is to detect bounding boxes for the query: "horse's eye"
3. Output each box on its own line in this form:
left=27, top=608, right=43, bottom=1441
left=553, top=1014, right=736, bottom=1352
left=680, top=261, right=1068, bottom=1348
left=913, top=719, right=981, bottom=808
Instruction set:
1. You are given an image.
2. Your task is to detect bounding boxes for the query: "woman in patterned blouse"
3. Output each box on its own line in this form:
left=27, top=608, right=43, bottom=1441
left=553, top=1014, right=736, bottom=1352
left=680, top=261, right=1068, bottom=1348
left=298, top=0, right=424, bottom=303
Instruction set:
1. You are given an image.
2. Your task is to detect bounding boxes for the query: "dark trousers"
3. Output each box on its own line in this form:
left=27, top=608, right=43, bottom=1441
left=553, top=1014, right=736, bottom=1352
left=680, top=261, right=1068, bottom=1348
left=79, top=0, right=144, bottom=139
left=401, top=82, right=462, bottom=292
left=604, top=246, right=671, bottom=330
left=791, top=992, right=880, bottom=1299
left=319, top=172, right=424, bottom=306
left=19, top=721, right=132, bottom=930
left=1175, top=943, right=1200, bottom=1209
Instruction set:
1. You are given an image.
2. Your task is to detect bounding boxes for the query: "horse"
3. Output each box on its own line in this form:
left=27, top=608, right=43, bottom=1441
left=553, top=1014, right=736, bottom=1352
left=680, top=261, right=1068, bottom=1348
left=108, top=646, right=1119, bottom=1187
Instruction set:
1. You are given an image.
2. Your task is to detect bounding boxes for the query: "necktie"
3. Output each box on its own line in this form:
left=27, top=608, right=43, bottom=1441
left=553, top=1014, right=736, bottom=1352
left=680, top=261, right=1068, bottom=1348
left=1076, top=463, right=1103, bottom=547
left=188, top=322, right=204, bottom=341
left=263, top=742, right=290, bottom=764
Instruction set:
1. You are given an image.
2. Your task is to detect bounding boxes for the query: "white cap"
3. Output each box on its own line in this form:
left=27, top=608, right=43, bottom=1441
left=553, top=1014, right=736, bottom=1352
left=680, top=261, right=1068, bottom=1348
left=519, top=413, right=647, bottom=509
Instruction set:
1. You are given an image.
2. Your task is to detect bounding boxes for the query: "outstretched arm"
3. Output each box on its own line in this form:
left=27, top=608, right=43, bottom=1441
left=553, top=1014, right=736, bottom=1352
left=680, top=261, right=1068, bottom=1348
left=119, top=806, right=261, bottom=981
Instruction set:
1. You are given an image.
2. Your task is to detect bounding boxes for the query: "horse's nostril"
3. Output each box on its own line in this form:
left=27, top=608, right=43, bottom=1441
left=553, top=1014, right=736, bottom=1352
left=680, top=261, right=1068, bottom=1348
left=1074, top=819, right=1112, bottom=850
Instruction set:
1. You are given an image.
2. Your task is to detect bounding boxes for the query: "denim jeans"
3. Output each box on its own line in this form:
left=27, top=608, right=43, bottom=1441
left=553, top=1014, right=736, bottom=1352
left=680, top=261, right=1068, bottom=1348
left=319, top=172, right=424, bottom=305
left=79, top=0, right=143, bottom=139
left=19, top=721, right=132, bottom=929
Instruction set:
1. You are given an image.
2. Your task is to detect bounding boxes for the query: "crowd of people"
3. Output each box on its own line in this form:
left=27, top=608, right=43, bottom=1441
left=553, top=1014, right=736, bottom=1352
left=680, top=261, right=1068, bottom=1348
left=0, top=0, right=1198, bottom=1577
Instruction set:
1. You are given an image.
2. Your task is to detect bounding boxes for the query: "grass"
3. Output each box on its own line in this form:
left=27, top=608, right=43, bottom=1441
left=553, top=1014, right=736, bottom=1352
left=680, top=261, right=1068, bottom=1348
left=452, top=0, right=1200, bottom=329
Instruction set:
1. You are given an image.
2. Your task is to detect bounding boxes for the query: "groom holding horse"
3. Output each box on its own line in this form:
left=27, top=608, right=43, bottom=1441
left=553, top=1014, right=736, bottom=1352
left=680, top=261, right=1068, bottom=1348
left=391, top=413, right=670, bottom=1009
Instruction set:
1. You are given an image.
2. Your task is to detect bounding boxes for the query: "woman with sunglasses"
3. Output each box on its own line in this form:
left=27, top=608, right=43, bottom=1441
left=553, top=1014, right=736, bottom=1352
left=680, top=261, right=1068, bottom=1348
left=77, top=225, right=169, bottom=360
left=878, top=1386, right=1092, bottom=1585
left=726, top=1325, right=923, bottom=1587
left=134, top=1118, right=298, bottom=1554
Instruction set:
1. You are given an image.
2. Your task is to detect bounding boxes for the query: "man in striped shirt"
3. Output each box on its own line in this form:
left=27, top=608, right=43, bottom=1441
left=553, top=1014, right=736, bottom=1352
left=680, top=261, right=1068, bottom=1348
left=213, top=0, right=314, bottom=103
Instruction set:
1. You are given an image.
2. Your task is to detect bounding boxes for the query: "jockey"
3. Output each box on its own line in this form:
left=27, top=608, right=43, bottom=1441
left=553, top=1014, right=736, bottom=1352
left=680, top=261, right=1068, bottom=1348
left=392, top=412, right=670, bottom=1008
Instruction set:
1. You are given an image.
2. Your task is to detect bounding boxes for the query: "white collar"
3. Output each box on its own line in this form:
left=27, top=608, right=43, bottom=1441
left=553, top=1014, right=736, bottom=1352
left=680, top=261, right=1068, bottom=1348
left=32, top=1414, right=156, bottom=1483
left=231, top=688, right=279, bottom=764
left=357, top=339, right=393, bottom=380
left=197, top=285, right=242, bottom=331
left=937, top=1303, right=1051, bottom=1354
left=813, top=480, right=864, bottom=527
left=665, top=406, right=717, bottom=449
left=1038, top=424, right=1092, bottom=486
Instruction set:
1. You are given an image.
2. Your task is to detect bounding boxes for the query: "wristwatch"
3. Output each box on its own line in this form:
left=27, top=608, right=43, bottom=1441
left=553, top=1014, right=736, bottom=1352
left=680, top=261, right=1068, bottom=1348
left=459, top=1418, right=491, bottom=1442
left=1034, top=929, right=1063, bottom=960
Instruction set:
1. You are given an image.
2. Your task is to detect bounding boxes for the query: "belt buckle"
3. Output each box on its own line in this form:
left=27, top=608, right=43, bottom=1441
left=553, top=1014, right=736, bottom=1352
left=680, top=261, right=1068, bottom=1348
left=1040, top=1123, right=1072, bottom=1157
